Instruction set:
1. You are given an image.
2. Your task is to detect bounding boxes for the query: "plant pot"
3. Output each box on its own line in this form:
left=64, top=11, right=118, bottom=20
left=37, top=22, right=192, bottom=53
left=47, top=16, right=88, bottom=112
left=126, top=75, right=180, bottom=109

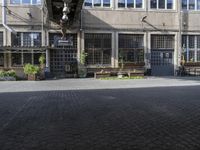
left=28, top=74, right=36, bottom=81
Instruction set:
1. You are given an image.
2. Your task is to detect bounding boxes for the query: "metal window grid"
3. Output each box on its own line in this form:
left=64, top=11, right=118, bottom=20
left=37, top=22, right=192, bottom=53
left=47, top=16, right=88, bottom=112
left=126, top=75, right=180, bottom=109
left=119, top=34, right=144, bottom=63
left=85, top=33, right=112, bottom=65
left=151, top=35, right=174, bottom=49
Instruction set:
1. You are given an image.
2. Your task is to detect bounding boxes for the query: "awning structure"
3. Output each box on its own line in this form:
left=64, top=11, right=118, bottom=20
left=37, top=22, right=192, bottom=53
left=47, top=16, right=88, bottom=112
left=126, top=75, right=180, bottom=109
left=45, top=0, right=84, bottom=28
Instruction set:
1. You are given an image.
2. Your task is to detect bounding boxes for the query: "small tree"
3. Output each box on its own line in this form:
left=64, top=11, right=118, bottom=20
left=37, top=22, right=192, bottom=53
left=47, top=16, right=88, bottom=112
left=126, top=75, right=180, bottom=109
left=79, top=51, right=88, bottom=78
left=80, top=51, right=88, bottom=65
left=24, top=64, right=40, bottom=80
left=39, top=54, right=46, bottom=68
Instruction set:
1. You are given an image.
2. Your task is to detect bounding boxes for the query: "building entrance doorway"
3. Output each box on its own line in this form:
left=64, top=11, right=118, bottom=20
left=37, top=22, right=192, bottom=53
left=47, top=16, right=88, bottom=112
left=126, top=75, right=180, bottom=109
left=49, top=33, right=77, bottom=78
left=151, top=35, right=175, bottom=76
left=151, top=50, right=174, bottom=76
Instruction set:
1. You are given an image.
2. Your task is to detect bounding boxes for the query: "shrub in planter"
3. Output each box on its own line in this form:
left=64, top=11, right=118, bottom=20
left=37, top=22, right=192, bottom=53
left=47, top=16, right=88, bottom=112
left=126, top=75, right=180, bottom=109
left=0, top=70, right=17, bottom=81
left=39, top=54, right=46, bottom=80
left=24, top=64, right=40, bottom=81
left=78, top=51, right=88, bottom=78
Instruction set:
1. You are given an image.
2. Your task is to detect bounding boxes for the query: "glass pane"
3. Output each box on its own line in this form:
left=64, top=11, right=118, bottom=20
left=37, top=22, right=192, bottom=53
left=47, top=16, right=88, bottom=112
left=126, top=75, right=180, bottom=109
left=127, top=0, right=134, bottom=8
left=23, top=33, right=32, bottom=47
left=159, top=0, right=165, bottom=9
left=10, top=0, right=20, bottom=4
left=197, top=0, right=200, bottom=9
left=182, top=0, right=187, bottom=10
left=0, top=32, right=3, bottom=46
left=118, top=0, right=125, bottom=7
left=197, top=36, right=200, bottom=48
left=12, top=53, right=22, bottom=66
left=151, top=0, right=157, bottom=9
left=94, top=0, right=101, bottom=7
left=85, top=0, right=92, bottom=7
left=34, top=53, right=42, bottom=64
left=167, top=0, right=173, bottom=9
left=103, top=0, right=110, bottom=7
left=197, top=51, right=200, bottom=61
left=136, top=0, right=142, bottom=8
left=189, top=36, right=195, bottom=48
left=23, top=53, right=32, bottom=64
left=33, top=33, right=41, bottom=46
left=182, top=35, right=187, bottom=48
left=189, top=0, right=195, bottom=10
left=0, top=53, right=4, bottom=67
left=32, top=0, right=41, bottom=4
left=22, top=0, right=31, bottom=4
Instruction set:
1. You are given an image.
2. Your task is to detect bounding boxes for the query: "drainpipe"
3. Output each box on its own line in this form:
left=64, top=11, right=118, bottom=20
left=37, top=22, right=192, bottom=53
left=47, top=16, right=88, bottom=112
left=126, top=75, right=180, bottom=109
left=2, top=0, right=16, bottom=34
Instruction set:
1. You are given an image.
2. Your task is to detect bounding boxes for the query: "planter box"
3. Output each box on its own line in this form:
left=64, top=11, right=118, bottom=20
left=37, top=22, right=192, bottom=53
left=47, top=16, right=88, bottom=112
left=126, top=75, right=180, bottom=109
left=0, top=77, right=16, bottom=81
left=94, top=72, right=110, bottom=79
left=28, top=74, right=36, bottom=81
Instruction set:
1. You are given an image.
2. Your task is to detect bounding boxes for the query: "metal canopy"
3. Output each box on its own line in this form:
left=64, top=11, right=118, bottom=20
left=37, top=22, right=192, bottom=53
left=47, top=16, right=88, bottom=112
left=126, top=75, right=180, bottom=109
left=46, top=0, right=84, bottom=28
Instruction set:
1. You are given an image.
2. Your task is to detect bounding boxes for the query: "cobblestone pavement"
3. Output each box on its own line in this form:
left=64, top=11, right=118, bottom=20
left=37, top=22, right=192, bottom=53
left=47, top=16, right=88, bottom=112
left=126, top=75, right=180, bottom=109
left=0, top=76, right=200, bottom=93
left=0, top=81, right=200, bottom=150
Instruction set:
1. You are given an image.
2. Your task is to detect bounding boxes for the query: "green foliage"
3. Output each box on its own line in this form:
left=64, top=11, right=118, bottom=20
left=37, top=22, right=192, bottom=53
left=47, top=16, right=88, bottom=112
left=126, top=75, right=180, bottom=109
left=0, top=70, right=17, bottom=78
left=39, top=54, right=46, bottom=65
left=99, top=76, right=144, bottom=80
left=80, top=51, right=88, bottom=65
left=24, top=64, right=40, bottom=75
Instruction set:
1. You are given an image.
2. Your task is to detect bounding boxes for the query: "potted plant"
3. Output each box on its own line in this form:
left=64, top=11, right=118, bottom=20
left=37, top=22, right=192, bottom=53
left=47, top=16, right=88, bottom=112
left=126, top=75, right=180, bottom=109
left=24, top=63, right=40, bottom=81
left=0, top=69, right=17, bottom=81
left=39, top=54, right=46, bottom=80
left=78, top=51, right=88, bottom=78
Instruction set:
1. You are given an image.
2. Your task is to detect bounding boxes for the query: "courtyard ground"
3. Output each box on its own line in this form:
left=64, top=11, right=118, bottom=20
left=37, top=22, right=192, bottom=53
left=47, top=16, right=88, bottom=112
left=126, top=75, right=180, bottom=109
left=0, top=77, right=200, bottom=150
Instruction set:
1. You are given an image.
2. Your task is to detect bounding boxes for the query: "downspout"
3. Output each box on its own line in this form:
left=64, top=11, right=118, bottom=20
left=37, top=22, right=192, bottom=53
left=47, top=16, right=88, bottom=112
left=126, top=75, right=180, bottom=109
left=2, top=0, right=16, bottom=34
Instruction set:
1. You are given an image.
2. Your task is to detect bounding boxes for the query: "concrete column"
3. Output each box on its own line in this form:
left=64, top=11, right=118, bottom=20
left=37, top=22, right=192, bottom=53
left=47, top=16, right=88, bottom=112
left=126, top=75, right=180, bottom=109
left=77, top=31, right=81, bottom=62
left=115, top=32, right=119, bottom=68
left=111, top=32, right=115, bottom=68
left=147, top=32, right=151, bottom=69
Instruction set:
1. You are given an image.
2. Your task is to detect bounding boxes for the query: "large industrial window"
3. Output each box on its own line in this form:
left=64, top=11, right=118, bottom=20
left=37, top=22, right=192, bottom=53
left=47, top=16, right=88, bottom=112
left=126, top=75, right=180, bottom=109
left=151, top=35, right=174, bottom=49
left=85, top=33, right=112, bottom=65
left=150, top=0, right=174, bottom=9
left=118, top=0, right=143, bottom=8
left=10, top=0, right=41, bottom=5
left=11, top=50, right=45, bottom=67
left=182, top=0, right=200, bottom=10
left=12, top=32, right=41, bottom=47
left=0, top=32, right=3, bottom=46
left=118, top=34, right=144, bottom=63
left=0, top=53, right=4, bottom=67
left=84, top=0, right=111, bottom=7
left=182, top=35, right=200, bottom=62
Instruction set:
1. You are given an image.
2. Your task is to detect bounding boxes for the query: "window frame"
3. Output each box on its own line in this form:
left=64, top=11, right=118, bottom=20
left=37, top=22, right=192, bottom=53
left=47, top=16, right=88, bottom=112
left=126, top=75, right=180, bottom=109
left=117, top=0, right=144, bottom=9
left=12, top=32, right=42, bottom=47
left=10, top=0, right=41, bottom=5
left=182, top=35, right=200, bottom=62
left=84, top=33, right=112, bottom=66
left=182, top=0, right=200, bottom=11
left=118, top=34, right=144, bottom=64
left=150, top=0, right=175, bottom=10
left=84, top=0, right=112, bottom=8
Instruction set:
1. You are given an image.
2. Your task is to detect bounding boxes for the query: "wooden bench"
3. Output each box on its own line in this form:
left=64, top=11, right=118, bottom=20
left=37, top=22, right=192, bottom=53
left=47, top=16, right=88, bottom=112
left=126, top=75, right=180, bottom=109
left=94, top=71, right=110, bottom=79
left=184, top=67, right=200, bottom=76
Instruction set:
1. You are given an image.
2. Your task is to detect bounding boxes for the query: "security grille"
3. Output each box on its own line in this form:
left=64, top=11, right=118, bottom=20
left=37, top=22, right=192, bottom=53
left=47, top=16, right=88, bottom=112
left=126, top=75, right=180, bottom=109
left=151, top=35, right=174, bottom=49
left=151, top=35, right=175, bottom=76
left=85, top=33, right=112, bottom=65
left=49, top=34, right=77, bottom=77
left=118, top=34, right=144, bottom=63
